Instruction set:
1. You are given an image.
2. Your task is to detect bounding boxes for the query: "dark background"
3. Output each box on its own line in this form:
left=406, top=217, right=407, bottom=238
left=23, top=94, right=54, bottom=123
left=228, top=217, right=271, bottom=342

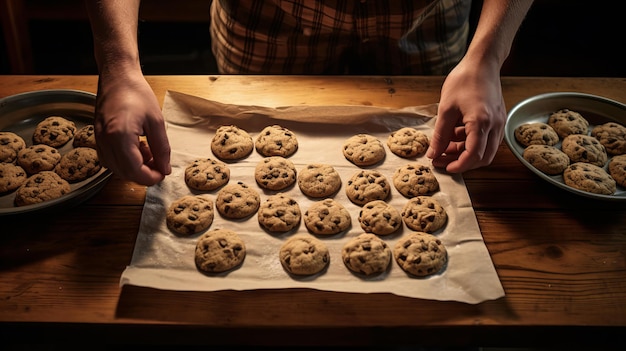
left=1, top=0, right=624, bottom=77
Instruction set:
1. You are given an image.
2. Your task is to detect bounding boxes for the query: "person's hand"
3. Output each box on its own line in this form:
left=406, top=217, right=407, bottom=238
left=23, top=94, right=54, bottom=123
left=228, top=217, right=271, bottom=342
left=426, top=58, right=506, bottom=173
left=93, top=70, right=171, bottom=185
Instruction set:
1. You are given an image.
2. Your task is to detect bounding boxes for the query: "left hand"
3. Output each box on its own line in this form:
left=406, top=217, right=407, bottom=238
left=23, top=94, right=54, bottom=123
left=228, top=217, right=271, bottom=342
left=426, top=59, right=507, bottom=173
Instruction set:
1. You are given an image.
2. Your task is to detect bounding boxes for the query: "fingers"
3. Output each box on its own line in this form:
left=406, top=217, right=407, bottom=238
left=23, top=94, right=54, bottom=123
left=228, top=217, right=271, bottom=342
left=143, top=117, right=172, bottom=177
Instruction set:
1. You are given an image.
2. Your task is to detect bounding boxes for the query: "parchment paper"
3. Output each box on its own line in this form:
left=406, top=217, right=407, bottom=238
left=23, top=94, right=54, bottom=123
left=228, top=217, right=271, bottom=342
left=120, top=90, right=505, bottom=304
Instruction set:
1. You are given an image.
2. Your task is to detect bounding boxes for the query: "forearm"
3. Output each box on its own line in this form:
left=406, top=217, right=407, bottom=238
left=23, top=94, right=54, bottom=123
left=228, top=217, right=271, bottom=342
left=464, top=0, right=534, bottom=70
left=85, top=0, right=142, bottom=74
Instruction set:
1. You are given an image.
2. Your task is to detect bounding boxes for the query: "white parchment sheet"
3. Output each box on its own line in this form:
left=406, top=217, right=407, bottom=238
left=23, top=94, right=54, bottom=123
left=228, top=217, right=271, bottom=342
left=120, top=90, right=505, bottom=304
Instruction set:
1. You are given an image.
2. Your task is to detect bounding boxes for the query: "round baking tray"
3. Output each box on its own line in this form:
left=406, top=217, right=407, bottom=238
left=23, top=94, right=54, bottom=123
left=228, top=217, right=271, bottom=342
left=505, top=92, right=626, bottom=201
left=0, top=89, right=112, bottom=216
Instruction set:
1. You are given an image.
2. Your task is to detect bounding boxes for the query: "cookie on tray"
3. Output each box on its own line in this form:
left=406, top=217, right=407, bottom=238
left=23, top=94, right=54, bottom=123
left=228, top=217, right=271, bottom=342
left=14, top=171, right=71, bottom=206
left=563, top=162, right=616, bottom=195
left=342, top=233, right=392, bottom=276
left=254, top=156, right=297, bottom=191
left=195, top=229, right=246, bottom=273
left=358, top=200, right=402, bottom=236
left=342, top=133, right=386, bottom=166
left=608, top=154, right=626, bottom=188
left=561, top=134, right=608, bottom=167
left=33, top=116, right=77, bottom=148
left=279, top=233, right=330, bottom=276
left=210, top=125, right=254, bottom=160
left=401, top=195, right=447, bottom=233
left=17, top=144, right=62, bottom=175
left=522, top=144, right=570, bottom=175
left=393, top=231, right=448, bottom=277
left=54, top=147, right=102, bottom=182
left=297, top=163, right=342, bottom=198
left=514, top=122, right=559, bottom=147
left=166, top=194, right=214, bottom=236
left=547, top=109, right=589, bottom=139
left=215, top=181, right=261, bottom=219
left=257, top=193, right=301, bottom=232
left=0, top=131, right=26, bottom=164
left=303, top=198, right=351, bottom=235
left=72, top=124, right=97, bottom=149
left=591, top=121, right=626, bottom=155
left=255, top=124, right=298, bottom=157
left=184, top=157, right=230, bottom=191
left=0, top=163, right=28, bottom=194
left=345, top=169, right=391, bottom=206
left=392, top=163, right=439, bottom=197
left=387, top=127, right=429, bottom=158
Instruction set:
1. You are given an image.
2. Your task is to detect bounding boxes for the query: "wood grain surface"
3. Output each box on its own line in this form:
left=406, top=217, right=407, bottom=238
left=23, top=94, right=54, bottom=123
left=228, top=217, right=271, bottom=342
left=1, top=75, right=625, bottom=347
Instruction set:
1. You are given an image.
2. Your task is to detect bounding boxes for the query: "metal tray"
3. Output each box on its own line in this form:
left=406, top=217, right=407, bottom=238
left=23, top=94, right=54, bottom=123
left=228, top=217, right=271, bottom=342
left=505, top=92, right=626, bottom=201
left=0, top=89, right=112, bottom=216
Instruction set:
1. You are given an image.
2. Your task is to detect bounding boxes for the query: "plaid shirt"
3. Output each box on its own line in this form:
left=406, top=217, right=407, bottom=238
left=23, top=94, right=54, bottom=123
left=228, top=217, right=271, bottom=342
left=210, top=0, right=471, bottom=75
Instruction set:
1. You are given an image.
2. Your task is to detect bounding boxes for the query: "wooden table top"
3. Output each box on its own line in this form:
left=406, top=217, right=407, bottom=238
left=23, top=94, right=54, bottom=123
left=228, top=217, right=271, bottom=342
left=1, top=75, right=625, bottom=348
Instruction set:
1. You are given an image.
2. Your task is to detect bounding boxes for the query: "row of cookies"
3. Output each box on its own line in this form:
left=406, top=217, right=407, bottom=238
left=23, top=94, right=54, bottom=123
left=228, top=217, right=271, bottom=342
left=194, top=228, right=447, bottom=278
left=0, top=116, right=101, bottom=206
left=514, top=108, right=626, bottom=195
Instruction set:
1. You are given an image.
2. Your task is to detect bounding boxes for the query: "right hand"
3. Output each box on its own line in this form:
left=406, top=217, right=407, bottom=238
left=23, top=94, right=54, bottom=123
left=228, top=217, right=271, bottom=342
left=93, top=70, right=171, bottom=186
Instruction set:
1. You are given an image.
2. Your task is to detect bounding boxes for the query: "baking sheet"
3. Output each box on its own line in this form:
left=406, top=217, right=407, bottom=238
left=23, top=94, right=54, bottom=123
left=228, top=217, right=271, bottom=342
left=120, top=90, right=504, bottom=304
left=0, top=89, right=111, bottom=216
left=505, top=92, right=626, bottom=201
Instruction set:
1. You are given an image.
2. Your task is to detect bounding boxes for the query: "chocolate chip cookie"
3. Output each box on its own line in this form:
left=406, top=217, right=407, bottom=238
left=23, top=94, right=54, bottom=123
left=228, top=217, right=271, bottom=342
left=17, top=144, right=62, bottom=175
left=342, top=133, right=386, bottom=166
left=401, top=196, right=447, bottom=233
left=54, top=147, right=102, bottom=182
left=547, top=109, right=589, bottom=139
left=342, top=233, right=391, bottom=276
left=210, top=125, right=254, bottom=160
left=33, top=116, right=76, bottom=148
left=255, top=124, right=298, bottom=157
left=184, top=157, right=230, bottom=191
left=561, top=134, right=608, bottom=167
left=522, top=144, right=570, bottom=175
left=297, top=163, right=342, bottom=198
left=254, top=156, right=297, bottom=191
left=14, top=171, right=71, bottom=206
left=345, top=169, right=391, bottom=206
left=392, top=163, right=439, bottom=197
left=215, top=181, right=260, bottom=219
left=563, top=162, right=616, bottom=195
left=195, top=228, right=246, bottom=273
left=0, top=163, right=27, bottom=193
left=358, top=200, right=402, bottom=235
left=166, top=194, right=215, bottom=236
left=591, top=121, right=626, bottom=155
left=72, top=124, right=97, bottom=149
left=608, top=154, right=626, bottom=188
left=514, top=122, right=559, bottom=147
left=279, top=234, right=330, bottom=276
left=0, top=131, right=26, bottom=164
left=393, top=232, right=448, bottom=277
left=387, top=127, right=430, bottom=158
left=257, top=193, right=301, bottom=232
left=303, top=198, right=351, bottom=235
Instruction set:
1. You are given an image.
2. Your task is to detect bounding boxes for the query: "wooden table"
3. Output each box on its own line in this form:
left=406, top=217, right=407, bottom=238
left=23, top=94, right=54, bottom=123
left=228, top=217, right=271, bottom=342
left=1, top=75, right=625, bottom=348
